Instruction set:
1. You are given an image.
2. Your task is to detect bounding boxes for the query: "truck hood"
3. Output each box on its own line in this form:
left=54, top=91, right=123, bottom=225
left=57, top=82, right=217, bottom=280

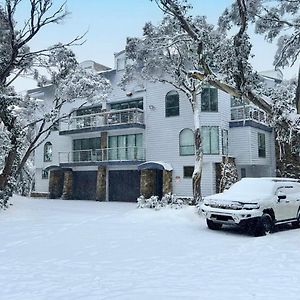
left=204, top=192, right=269, bottom=204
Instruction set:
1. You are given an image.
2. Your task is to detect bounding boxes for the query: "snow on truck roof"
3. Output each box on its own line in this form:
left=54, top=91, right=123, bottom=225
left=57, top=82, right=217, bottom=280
left=241, top=177, right=300, bottom=183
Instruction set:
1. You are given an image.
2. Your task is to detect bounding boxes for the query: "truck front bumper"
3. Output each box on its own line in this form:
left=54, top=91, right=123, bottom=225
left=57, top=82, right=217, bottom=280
left=200, top=205, right=262, bottom=225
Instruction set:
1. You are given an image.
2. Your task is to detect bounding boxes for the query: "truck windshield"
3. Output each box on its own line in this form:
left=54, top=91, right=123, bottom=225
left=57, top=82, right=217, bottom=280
left=228, top=179, right=275, bottom=195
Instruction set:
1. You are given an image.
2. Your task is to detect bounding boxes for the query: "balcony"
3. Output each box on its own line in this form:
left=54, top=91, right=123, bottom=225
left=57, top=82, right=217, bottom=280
left=59, top=108, right=145, bottom=134
left=230, top=105, right=272, bottom=132
left=58, top=147, right=146, bottom=166
left=231, top=105, right=268, bottom=124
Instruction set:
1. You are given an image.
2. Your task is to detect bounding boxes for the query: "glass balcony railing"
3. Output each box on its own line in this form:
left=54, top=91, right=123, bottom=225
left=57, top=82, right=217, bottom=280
left=230, top=105, right=268, bottom=124
left=58, top=147, right=146, bottom=164
left=59, top=108, right=144, bottom=131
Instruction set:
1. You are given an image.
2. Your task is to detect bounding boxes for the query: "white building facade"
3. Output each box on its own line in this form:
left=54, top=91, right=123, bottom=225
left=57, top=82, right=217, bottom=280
left=29, top=51, right=277, bottom=201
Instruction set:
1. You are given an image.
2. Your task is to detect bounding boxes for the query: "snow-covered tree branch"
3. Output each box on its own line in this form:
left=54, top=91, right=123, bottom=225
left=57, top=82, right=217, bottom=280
left=0, top=1, right=111, bottom=208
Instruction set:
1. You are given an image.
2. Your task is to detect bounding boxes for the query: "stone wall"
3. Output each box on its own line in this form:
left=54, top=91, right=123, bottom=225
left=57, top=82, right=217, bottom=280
left=96, top=166, right=107, bottom=201
left=62, top=169, right=73, bottom=200
left=48, top=169, right=64, bottom=199
left=140, top=169, right=156, bottom=198
left=163, top=170, right=172, bottom=195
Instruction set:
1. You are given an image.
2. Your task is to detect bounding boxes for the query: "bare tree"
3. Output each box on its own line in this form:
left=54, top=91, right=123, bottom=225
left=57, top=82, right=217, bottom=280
left=0, top=1, right=110, bottom=208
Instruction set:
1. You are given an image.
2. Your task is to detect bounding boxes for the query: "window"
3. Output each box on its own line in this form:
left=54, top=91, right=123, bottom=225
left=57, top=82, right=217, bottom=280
left=110, top=99, right=143, bottom=110
left=44, top=142, right=52, bottom=162
left=221, top=129, right=228, bottom=155
left=258, top=132, right=266, bottom=157
left=165, top=91, right=179, bottom=117
left=179, top=129, right=195, bottom=156
left=201, top=126, right=219, bottom=154
left=42, top=170, right=49, bottom=179
left=201, top=88, right=218, bottom=112
left=76, top=105, right=102, bottom=116
left=183, top=166, right=194, bottom=178
left=108, top=133, right=143, bottom=160
left=73, top=137, right=101, bottom=162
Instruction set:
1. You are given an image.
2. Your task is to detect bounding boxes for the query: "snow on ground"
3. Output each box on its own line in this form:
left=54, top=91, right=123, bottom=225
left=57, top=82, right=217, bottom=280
left=0, top=196, right=300, bottom=300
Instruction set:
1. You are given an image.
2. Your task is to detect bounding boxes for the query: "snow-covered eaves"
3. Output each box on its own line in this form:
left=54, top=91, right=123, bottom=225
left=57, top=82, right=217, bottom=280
left=259, top=70, right=283, bottom=82
left=138, top=161, right=173, bottom=171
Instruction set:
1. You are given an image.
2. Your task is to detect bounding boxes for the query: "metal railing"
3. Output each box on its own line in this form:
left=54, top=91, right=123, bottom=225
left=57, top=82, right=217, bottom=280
left=58, top=147, right=146, bottom=164
left=59, top=108, right=144, bottom=131
left=230, top=105, right=268, bottom=124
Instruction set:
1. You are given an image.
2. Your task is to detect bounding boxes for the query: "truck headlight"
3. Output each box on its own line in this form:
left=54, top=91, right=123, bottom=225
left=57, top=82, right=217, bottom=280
left=243, top=203, right=260, bottom=210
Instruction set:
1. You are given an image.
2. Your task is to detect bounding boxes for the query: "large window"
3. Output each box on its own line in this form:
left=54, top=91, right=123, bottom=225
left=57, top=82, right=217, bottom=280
left=76, top=105, right=102, bottom=116
left=44, top=142, right=53, bottom=162
left=179, top=128, right=195, bottom=156
left=110, top=99, right=143, bottom=110
left=258, top=132, right=266, bottom=157
left=108, top=134, right=143, bottom=160
left=73, top=137, right=101, bottom=162
left=201, top=126, right=219, bottom=154
left=201, top=88, right=218, bottom=112
left=165, top=91, right=179, bottom=117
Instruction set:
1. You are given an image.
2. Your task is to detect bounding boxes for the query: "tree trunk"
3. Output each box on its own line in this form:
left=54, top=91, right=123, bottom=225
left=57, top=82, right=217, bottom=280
left=191, top=97, right=203, bottom=204
left=295, top=64, right=300, bottom=114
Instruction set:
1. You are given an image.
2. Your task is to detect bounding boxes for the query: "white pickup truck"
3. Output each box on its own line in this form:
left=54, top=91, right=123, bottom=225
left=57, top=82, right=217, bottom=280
left=201, top=178, right=300, bottom=236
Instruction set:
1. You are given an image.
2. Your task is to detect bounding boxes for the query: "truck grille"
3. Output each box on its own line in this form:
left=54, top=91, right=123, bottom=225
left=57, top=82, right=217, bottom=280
left=207, top=202, right=242, bottom=210
left=211, top=214, right=234, bottom=222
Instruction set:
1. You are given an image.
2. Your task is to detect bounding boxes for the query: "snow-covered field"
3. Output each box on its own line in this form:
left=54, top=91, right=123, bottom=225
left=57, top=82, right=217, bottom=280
left=1, top=196, right=300, bottom=300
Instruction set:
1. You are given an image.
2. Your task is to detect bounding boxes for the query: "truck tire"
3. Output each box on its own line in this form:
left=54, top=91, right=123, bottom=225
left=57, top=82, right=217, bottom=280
left=292, top=209, right=300, bottom=229
left=252, top=214, right=274, bottom=237
left=206, top=219, right=222, bottom=230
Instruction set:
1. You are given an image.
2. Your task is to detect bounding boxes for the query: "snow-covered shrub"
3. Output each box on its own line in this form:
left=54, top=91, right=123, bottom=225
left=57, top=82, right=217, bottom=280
left=137, top=193, right=192, bottom=210
left=137, top=195, right=160, bottom=209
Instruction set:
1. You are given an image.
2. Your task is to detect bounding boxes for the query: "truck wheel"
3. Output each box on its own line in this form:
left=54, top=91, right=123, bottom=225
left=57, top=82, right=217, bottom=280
left=253, top=214, right=273, bottom=237
left=206, top=219, right=222, bottom=230
left=292, top=209, right=300, bottom=228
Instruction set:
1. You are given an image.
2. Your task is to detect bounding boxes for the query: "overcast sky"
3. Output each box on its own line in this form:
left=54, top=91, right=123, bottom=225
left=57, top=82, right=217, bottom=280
left=13, top=0, right=298, bottom=92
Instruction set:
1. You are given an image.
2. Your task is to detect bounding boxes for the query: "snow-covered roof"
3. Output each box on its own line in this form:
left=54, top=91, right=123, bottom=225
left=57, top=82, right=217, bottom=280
left=138, top=161, right=173, bottom=171
left=259, top=70, right=283, bottom=82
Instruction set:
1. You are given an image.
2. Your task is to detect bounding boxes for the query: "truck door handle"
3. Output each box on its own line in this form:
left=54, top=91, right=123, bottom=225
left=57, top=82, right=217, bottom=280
left=286, top=200, right=290, bottom=203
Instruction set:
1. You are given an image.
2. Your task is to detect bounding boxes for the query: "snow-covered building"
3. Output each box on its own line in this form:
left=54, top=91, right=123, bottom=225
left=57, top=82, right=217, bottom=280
left=29, top=51, right=277, bottom=201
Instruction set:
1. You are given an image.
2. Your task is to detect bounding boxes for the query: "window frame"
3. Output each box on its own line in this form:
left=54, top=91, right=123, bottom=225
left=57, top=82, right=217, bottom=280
left=43, top=142, right=53, bottom=162
left=179, top=128, right=195, bottom=156
left=221, top=129, right=229, bottom=156
left=201, top=87, right=218, bottom=112
left=201, top=126, right=220, bottom=155
left=183, top=166, right=194, bottom=178
left=108, top=133, right=143, bottom=160
left=258, top=132, right=266, bottom=158
left=165, top=90, right=180, bottom=117
left=42, top=169, right=49, bottom=179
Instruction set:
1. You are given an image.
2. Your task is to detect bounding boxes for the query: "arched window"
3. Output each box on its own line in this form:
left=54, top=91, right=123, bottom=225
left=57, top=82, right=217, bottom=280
left=44, top=142, right=53, bottom=162
left=179, top=129, right=195, bottom=156
left=165, top=91, right=179, bottom=117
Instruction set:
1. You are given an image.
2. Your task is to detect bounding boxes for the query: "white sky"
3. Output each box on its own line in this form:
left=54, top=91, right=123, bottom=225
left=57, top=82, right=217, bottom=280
left=12, top=0, right=298, bottom=93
